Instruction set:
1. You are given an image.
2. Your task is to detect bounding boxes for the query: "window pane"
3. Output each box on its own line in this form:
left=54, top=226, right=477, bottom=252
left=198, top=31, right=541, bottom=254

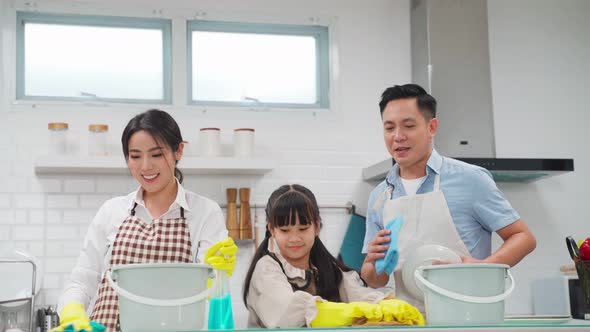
left=192, top=31, right=317, bottom=104
left=23, top=23, right=164, bottom=100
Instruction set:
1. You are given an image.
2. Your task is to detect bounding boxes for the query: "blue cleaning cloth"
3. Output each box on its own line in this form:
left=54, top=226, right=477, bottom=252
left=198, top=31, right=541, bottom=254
left=375, top=216, right=404, bottom=275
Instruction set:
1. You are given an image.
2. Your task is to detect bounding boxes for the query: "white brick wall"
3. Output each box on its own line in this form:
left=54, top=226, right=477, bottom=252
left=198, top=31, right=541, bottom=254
left=0, top=1, right=405, bottom=327
left=0, top=193, right=10, bottom=208
left=12, top=225, right=44, bottom=240
left=14, top=194, right=45, bottom=209
left=0, top=226, right=10, bottom=240
left=31, top=178, right=62, bottom=193
left=8, top=0, right=587, bottom=323
left=47, top=195, right=78, bottom=209
left=64, top=179, right=96, bottom=193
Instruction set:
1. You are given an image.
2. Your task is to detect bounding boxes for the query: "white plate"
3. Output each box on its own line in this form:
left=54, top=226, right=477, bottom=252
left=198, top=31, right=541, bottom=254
left=504, top=315, right=571, bottom=325
left=401, top=244, right=461, bottom=300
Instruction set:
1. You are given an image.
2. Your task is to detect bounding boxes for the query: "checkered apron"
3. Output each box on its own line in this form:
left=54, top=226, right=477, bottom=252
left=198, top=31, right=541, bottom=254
left=90, top=203, right=193, bottom=331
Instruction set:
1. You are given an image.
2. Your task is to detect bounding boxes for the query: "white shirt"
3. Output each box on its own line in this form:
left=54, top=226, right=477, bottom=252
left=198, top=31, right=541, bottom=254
left=400, top=176, right=426, bottom=195
left=58, top=181, right=227, bottom=313
left=246, top=250, right=394, bottom=328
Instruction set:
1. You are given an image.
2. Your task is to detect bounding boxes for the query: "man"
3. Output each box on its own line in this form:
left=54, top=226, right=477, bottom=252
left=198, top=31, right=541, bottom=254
left=361, top=84, right=536, bottom=305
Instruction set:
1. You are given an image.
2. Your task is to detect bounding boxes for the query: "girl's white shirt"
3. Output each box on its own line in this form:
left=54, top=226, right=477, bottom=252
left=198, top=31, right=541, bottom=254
left=57, top=179, right=227, bottom=313
left=246, top=247, right=394, bottom=328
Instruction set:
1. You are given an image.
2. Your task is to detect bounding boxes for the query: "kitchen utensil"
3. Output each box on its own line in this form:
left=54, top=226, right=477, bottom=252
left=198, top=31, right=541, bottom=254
left=401, top=244, right=461, bottom=301
left=106, top=263, right=213, bottom=332
left=239, top=188, right=252, bottom=240
left=566, top=236, right=590, bottom=305
left=41, top=307, right=59, bottom=332
left=226, top=188, right=240, bottom=240
left=415, top=263, right=514, bottom=325
left=208, top=270, right=234, bottom=330
left=567, top=236, right=581, bottom=261
left=36, top=308, right=45, bottom=332
left=0, top=253, right=37, bottom=332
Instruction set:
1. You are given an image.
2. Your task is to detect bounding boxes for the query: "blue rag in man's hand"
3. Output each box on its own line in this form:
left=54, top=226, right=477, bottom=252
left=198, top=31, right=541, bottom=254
left=375, top=216, right=404, bottom=275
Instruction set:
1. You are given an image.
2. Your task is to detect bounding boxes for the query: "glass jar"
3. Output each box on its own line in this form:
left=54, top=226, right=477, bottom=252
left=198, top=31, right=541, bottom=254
left=233, top=128, right=255, bottom=157
left=48, top=122, right=69, bottom=155
left=88, top=124, right=109, bottom=156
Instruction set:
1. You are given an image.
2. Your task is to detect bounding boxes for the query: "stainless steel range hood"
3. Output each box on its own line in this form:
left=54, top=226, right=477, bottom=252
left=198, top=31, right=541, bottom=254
left=363, top=157, right=574, bottom=183
left=363, top=0, right=573, bottom=183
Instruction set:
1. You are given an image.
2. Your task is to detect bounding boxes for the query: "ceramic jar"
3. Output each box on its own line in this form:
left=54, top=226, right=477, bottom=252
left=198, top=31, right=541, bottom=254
left=233, top=128, right=255, bottom=157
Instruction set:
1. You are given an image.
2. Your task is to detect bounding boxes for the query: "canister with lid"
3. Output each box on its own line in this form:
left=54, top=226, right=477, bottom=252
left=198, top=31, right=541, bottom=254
left=198, top=128, right=222, bottom=157
left=48, top=123, right=69, bottom=155
left=233, top=128, right=255, bottom=157
left=88, top=124, right=109, bottom=156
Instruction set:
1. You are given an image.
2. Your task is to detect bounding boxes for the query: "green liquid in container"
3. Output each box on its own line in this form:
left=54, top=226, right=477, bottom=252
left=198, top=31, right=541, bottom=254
left=208, top=294, right=234, bottom=330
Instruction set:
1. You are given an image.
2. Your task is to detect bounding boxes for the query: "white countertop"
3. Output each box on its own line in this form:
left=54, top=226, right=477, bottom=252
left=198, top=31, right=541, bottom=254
left=231, top=319, right=590, bottom=332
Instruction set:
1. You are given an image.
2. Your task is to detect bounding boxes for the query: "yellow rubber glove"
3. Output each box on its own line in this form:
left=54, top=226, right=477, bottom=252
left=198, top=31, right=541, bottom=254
left=205, top=237, right=238, bottom=276
left=378, top=298, right=425, bottom=326
left=311, top=301, right=383, bottom=327
left=50, top=302, right=87, bottom=332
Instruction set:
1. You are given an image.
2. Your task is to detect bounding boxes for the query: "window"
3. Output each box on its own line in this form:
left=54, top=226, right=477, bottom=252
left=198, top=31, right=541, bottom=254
left=16, top=12, right=172, bottom=103
left=188, top=21, right=329, bottom=109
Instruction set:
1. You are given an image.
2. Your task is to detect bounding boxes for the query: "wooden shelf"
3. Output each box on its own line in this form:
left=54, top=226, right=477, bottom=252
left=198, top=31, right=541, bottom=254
left=34, top=155, right=276, bottom=175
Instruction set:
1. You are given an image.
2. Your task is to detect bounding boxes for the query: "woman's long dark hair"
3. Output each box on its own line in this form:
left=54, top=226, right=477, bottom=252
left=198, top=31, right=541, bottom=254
left=121, top=109, right=184, bottom=183
left=243, top=184, right=354, bottom=306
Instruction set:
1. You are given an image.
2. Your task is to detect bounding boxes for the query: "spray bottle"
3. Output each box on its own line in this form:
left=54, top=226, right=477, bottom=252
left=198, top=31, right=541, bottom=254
left=208, top=269, right=234, bottom=330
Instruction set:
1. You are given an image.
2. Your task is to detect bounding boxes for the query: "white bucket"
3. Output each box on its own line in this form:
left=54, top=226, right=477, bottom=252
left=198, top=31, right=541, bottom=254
left=415, top=263, right=514, bottom=325
left=106, top=263, right=213, bottom=332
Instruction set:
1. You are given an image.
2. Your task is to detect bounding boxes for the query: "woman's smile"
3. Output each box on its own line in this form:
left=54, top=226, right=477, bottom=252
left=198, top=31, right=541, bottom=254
left=142, top=173, right=160, bottom=183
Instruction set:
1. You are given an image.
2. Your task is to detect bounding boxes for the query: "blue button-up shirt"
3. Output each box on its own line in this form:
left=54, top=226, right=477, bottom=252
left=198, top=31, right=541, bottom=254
left=362, top=149, right=520, bottom=260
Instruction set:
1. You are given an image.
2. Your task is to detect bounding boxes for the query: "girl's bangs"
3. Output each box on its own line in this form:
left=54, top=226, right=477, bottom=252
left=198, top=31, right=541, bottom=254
left=270, top=192, right=316, bottom=227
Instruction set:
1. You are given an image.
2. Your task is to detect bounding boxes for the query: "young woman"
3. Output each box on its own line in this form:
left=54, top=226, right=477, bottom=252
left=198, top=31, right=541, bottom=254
left=55, top=109, right=237, bottom=332
left=243, top=184, right=424, bottom=328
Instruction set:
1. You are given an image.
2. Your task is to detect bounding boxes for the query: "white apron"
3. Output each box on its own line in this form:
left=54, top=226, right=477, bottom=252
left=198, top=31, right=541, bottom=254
left=380, top=161, right=470, bottom=310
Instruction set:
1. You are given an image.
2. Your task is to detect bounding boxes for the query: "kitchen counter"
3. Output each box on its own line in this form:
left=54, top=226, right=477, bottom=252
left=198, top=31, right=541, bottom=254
left=149, top=318, right=590, bottom=332
left=229, top=320, right=590, bottom=331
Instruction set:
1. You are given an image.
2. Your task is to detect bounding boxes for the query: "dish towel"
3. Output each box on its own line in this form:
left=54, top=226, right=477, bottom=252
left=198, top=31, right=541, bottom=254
left=375, top=216, right=404, bottom=275
left=338, top=213, right=367, bottom=272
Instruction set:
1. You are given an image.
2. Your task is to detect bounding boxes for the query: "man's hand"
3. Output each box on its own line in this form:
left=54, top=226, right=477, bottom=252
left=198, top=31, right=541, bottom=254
left=365, top=229, right=391, bottom=264
left=361, top=229, right=391, bottom=288
left=460, top=256, right=486, bottom=264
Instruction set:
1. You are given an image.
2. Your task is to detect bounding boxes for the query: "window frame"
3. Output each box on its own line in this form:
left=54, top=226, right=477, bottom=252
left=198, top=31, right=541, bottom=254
left=187, top=20, right=330, bottom=109
left=16, top=11, right=173, bottom=104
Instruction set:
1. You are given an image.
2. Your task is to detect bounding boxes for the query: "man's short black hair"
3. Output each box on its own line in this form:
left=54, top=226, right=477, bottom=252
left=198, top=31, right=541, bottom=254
left=379, top=84, right=437, bottom=120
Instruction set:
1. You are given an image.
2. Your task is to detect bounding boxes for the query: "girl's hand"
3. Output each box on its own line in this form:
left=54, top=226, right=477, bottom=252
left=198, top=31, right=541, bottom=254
left=378, top=299, right=425, bottom=325
left=311, top=301, right=382, bottom=327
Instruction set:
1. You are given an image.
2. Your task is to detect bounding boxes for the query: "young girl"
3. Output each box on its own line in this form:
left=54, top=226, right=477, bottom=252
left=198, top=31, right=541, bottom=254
left=55, top=109, right=237, bottom=332
left=243, top=184, right=424, bottom=328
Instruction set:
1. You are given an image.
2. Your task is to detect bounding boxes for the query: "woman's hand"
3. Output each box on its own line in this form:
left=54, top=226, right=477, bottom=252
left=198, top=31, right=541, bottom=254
left=205, top=237, right=238, bottom=276
left=51, top=302, right=105, bottom=332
